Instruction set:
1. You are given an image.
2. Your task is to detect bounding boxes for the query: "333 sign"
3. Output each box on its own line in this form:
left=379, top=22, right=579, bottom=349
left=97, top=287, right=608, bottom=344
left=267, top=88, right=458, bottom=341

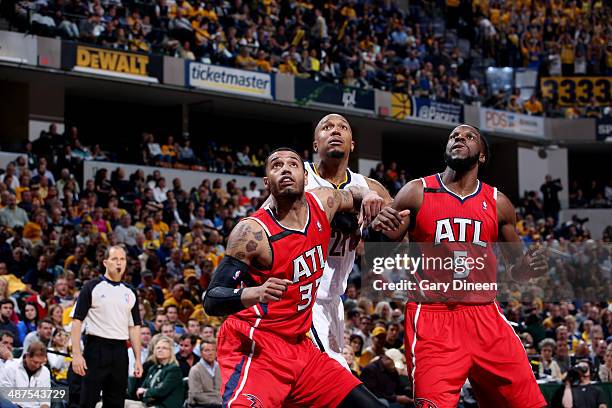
left=540, top=77, right=611, bottom=106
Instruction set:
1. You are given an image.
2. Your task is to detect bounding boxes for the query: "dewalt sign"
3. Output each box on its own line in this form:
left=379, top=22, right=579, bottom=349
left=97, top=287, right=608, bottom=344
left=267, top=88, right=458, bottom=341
left=62, top=42, right=162, bottom=83
left=76, top=46, right=148, bottom=76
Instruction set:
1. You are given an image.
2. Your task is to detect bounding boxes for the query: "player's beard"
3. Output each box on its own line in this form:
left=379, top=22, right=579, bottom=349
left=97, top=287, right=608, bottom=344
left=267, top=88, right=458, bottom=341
left=326, top=149, right=346, bottom=159
left=444, top=151, right=480, bottom=173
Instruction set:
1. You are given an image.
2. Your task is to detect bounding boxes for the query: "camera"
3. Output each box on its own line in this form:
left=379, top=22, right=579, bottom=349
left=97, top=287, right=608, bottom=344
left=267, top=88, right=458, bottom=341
left=566, top=363, right=589, bottom=386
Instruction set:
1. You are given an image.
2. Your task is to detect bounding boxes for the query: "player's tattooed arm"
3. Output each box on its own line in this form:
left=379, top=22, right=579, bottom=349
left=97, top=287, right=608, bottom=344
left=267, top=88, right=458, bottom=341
left=312, top=186, right=384, bottom=226
left=497, top=191, right=547, bottom=281
left=369, top=179, right=422, bottom=241
left=224, top=219, right=272, bottom=265
left=204, top=219, right=287, bottom=316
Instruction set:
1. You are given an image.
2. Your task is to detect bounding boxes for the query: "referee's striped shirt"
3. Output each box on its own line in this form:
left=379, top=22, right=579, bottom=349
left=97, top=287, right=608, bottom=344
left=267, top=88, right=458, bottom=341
left=72, top=276, right=141, bottom=340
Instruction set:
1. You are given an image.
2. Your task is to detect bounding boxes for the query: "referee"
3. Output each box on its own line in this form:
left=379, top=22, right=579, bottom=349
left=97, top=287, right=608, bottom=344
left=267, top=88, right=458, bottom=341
left=70, top=245, right=142, bottom=407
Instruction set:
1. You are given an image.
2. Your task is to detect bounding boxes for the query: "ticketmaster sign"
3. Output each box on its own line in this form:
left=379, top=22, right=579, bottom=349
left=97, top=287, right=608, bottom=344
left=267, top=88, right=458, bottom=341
left=186, top=62, right=273, bottom=99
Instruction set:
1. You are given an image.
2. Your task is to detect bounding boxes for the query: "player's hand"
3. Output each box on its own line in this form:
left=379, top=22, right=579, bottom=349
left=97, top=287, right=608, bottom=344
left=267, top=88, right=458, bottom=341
left=526, top=245, right=547, bottom=276
left=257, top=277, right=292, bottom=303
left=134, top=360, right=143, bottom=378
left=72, top=354, right=87, bottom=376
left=359, top=191, right=385, bottom=226
left=136, top=387, right=147, bottom=398
left=371, top=207, right=410, bottom=231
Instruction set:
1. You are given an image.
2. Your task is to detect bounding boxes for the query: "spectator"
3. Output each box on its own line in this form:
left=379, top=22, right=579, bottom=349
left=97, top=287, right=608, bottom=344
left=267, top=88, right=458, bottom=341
left=0, top=194, right=29, bottom=228
left=0, top=341, right=51, bottom=408
left=558, top=360, right=606, bottom=408
left=539, top=338, right=563, bottom=381
left=541, top=175, right=563, bottom=221
left=598, top=344, right=612, bottom=382
left=129, top=325, right=152, bottom=377
left=0, top=330, right=14, bottom=369
left=524, top=94, right=544, bottom=116
left=153, top=178, right=169, bottom=203
left=47, top=327, right=70, bottom=383
left=360, top=349, right=412, bottom=407
left=0, top=299, right=19, bottom=346
left=22, top=318, right=54, bottom=356
left=187, top=339, right=222, bottom=408
left=343, top=345, right=360, bottom=377
left=161, top=137, right=177, bottom=165
left=115, top=214, right=139, bottom=248
left=359, top=326, right=387, bottom=369
left=127, top=336, right=184, bottom=408
left=176, top=333, right=200, bottom=378
left=17, top=302, right=39, bottom=346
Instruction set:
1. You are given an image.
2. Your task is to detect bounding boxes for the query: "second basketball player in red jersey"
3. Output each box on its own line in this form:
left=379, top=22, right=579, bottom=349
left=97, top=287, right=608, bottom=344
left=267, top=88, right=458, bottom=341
left=371, top=124, right=548, bottom=408
left=204, top=148, right=389, bottom=407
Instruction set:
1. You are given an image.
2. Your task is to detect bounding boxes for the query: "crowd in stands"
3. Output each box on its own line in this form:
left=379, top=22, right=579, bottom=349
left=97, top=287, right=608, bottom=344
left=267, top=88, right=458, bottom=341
left=2, top=0, right=609, bottom=118
left=138, top=131, right=275, bottom=176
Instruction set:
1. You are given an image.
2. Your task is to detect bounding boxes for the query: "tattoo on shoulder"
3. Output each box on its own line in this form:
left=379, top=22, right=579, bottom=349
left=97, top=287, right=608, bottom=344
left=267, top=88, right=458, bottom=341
left=327, top=195, right=335, bottom=208
left=246, top=240, right=257, bottom=253
left=235, top=252, right=246, bottom=260
left=253, top=230, right=263, bottom=241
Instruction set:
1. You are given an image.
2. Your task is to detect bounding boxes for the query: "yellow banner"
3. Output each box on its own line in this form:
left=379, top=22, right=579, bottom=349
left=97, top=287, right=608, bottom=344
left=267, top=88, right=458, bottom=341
left=76, top=46, right=149, bottom=76
left=540, top=77, right=611, bottom=106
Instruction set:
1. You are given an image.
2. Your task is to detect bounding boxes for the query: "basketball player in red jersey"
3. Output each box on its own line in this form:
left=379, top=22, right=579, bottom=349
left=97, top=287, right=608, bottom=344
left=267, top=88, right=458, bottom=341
left=204, top=148, right=388, bottom=408
left=370, top=124, right=548, bottom=408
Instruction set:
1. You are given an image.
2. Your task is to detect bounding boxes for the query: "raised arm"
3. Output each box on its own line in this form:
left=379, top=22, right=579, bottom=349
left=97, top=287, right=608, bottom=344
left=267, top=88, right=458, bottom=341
left=203, top=219, right=291, bottom=316
left=497, top=191, right=547, bottom=281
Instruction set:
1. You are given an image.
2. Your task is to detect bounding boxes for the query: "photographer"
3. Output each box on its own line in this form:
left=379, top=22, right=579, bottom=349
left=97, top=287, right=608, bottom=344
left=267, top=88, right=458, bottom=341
left=559, top=361, right=607, bottom=408
left=541, top=175, right=563, bottom=222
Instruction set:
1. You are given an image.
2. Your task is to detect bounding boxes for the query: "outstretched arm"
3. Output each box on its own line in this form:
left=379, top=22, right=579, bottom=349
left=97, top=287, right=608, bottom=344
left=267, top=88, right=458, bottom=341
left=497, top=191, right=547, bottom=281
left=203, top=219, right=291, bottom=316
left=311, top=186, right=384, bottom=226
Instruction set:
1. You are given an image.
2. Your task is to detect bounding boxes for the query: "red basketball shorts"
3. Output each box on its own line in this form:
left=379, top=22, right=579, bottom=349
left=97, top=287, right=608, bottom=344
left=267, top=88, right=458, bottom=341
left=218, top=317, right=361, bottom=407
left=404, top=302, right=546, bottom=408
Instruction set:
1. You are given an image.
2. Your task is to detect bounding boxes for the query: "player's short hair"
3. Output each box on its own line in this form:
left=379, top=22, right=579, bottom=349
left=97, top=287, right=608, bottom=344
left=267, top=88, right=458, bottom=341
left=265, top=148, right=305, bottom=172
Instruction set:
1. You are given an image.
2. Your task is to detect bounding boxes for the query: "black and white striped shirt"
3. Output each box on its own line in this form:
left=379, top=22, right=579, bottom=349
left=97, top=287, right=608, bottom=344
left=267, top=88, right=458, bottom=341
left=73, top=276, right=141, bottom=340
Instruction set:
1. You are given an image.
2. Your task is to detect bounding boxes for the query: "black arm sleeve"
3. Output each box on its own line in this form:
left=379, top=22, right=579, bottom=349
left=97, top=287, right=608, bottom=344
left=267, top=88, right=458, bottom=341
left=203, top=255, right=251, bottom=317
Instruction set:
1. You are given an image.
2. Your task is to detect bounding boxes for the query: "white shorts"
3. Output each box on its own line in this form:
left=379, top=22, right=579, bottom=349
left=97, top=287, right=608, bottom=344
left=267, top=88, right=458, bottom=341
left=310, top=297, right=349, bottom=370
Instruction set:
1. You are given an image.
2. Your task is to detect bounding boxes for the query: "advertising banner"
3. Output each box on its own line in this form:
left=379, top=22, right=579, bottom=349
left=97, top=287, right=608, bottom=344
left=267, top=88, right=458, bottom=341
left=295, top=78, right=374, bottom=114
left=186, top=62, right=273, bottom=99
left=61, top=42, right=162, bottom=82
left=391, top=94, right=463, bottom=124
left=479, top=108, right=545, bottom=138
left=596, top=116, right=612, bottom=142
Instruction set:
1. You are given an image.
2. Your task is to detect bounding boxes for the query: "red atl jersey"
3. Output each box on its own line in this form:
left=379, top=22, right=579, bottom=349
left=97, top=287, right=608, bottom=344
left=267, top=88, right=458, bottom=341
left=230, top=191, right=331, bottom=340
left=410, top=173, right=499, bottom=303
